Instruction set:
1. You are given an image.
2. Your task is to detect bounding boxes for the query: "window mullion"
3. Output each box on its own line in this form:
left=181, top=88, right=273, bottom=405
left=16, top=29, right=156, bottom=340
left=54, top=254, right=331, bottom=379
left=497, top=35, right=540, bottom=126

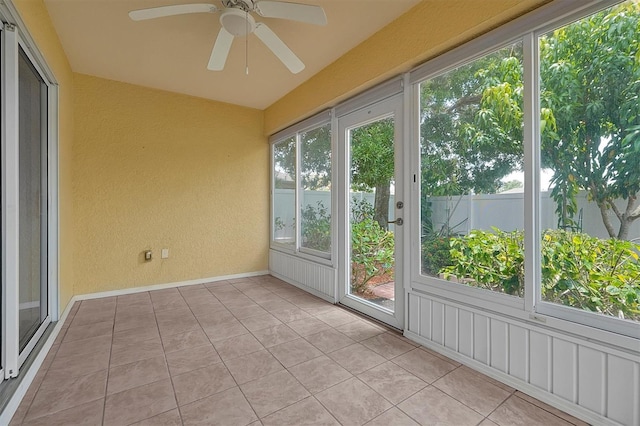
left=523, top=31, right=537, bottom=315
left=295, top=132, right=301, bottom=253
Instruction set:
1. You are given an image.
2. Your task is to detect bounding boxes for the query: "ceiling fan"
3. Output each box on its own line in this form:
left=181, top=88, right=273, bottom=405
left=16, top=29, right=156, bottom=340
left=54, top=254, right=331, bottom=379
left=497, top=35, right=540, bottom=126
left=129, top=0, right=327, bottom=74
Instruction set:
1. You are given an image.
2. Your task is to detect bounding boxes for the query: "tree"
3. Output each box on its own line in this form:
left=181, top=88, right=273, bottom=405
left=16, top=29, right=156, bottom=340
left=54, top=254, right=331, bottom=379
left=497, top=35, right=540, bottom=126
left=420, top=1, right=640, bottom=240
left=539, top=2, right=640, bottom=239
left=351, top=118, right=395, bottom=229
left=419, top=42, right=525, bottom=237
left=420, top=44, right=524, bottom=199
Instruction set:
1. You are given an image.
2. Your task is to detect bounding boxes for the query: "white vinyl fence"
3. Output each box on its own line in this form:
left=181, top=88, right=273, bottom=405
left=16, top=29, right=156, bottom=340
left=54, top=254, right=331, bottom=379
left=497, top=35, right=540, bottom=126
left=274, top=189, right=640, bottom=242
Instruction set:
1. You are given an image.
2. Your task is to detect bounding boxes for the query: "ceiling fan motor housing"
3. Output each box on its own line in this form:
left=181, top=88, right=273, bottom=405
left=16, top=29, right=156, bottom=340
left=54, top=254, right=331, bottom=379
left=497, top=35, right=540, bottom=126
left=220, top=8, right=256, bottom=36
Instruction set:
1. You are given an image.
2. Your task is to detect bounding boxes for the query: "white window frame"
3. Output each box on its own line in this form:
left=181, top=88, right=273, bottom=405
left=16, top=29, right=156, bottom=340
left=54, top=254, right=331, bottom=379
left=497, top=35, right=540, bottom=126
left=409, top=0, right=640, bottom=344
left=270, top=111, right=333, bottom=264
left=410, top=37, right=528, bottom=320
left=530, top=6, right=640, bottom=340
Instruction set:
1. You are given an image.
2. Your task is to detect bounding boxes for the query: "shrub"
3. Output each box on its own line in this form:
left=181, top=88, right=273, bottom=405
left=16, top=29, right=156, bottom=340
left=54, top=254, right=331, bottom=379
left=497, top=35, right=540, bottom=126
left=422, top=235, right=454, bottom=276
left=350, top=198, right=394, bottom=293
left=541, top=230, right=640, bottom=320
left=301, top=201, right=331, bottom=252
left=442, top=228, right=524, bottom=296
left=441, top=229, right=640, bottom=320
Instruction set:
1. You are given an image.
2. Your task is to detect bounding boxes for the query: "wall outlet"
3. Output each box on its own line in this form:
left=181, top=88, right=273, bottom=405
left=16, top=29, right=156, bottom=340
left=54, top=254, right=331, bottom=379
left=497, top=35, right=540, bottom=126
left=144, top=250, right=152, bottom=261
left=161, top=248, right=169, bottom=259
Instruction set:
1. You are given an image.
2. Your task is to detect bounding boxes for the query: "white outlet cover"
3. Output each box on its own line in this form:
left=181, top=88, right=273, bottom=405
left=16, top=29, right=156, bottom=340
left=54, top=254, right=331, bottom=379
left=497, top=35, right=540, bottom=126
left=161, top=248, right=169, bottom=259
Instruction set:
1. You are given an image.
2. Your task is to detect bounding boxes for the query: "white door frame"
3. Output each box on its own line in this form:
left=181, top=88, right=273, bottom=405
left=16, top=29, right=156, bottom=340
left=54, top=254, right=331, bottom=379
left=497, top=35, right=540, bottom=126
left=337, top=94, right=405, bottom=329
left=1, top=17, right=57, bottom=379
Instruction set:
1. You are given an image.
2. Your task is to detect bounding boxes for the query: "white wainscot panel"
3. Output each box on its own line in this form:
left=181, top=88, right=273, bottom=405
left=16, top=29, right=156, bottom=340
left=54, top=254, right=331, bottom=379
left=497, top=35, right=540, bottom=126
left=552, top=338, right=577, bottom=403
left=529, top=330, right=551, bottom=392
left=508, top=324, right=528, bottom=381
left=490, top=319, right=508, bottom=373
left=408, top=293, right=420, bottom=334
left=432, top=301, right=445, bottom=345
left=578, top=345, right=605, bottom=416
left=444, top=305, right=458, bottom=351
left=458, top=310, right=474, bottom=358
left=607, top=354, right=640, bottom=426
left=474, top=314, right=490, bottom=365
left=269, top=250, right=335, bottom=301
left=420, top=297, right=432, bottom=340
left=404, top=290, right=640, bottom=425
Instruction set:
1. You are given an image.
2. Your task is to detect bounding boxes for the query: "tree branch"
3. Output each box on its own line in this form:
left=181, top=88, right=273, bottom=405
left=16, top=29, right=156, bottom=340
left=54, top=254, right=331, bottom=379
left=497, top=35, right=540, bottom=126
left=609, top=199, right=624, bottom=222
left=447, top=94, right=482, bottom=113
left=597, top=201, right=617, bottom=238
left=625, top=195, right=639, bottom=220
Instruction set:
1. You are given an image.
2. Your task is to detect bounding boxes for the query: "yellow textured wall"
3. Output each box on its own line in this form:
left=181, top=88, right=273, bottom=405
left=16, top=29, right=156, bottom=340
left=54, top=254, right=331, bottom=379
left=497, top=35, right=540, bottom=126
left=73, top=73, right=268, bottom=295
left=13, top=0, right=75, bottom=311
left=264, top=0, right=550, bottom=134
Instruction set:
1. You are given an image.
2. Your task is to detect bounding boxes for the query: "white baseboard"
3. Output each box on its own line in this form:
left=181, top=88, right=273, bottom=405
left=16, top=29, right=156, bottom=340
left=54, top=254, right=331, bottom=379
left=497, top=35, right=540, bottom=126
left=75, top=270, right=270, bottom=301
left=1, top=298, right=75, bottom=425
left=403, top=330, right=620, bottom=426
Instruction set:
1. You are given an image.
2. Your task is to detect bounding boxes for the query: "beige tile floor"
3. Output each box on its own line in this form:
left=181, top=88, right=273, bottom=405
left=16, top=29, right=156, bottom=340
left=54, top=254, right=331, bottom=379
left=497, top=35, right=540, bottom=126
left=9, top=275, right=589, bottom=426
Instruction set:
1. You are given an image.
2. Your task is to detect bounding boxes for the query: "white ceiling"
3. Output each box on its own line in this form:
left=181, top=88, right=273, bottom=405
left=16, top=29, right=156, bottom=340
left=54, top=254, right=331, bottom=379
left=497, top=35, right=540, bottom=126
left=44, top=0, right=421, bottom=109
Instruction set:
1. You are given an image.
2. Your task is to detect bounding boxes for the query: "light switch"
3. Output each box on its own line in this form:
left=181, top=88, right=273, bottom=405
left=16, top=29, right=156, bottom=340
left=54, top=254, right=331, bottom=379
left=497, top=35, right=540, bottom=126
left=161, top=248, right=169, bottom=259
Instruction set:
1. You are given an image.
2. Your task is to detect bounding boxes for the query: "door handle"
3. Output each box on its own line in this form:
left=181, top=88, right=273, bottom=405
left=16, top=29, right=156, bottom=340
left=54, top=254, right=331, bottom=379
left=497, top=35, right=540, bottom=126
left=388, top=218, right=403, bottom=226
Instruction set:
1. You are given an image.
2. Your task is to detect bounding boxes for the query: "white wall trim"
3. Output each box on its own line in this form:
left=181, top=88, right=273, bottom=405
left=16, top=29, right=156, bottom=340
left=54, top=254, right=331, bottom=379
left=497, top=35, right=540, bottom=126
left=74, top=271, right=270, bottom=301
left=404, top=330, right=621, bottom=426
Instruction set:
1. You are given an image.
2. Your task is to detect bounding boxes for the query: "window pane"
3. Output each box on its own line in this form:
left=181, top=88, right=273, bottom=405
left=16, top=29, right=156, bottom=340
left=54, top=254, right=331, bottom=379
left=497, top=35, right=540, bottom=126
left=273, top=137, right=296, bottom=247
left=300, top=124, right=331, bottom=253
left=18, top=47, right=48, bottom=350
left=539, top=1, right=640, bottom=322
left=419, top=41, right=525, bottom=298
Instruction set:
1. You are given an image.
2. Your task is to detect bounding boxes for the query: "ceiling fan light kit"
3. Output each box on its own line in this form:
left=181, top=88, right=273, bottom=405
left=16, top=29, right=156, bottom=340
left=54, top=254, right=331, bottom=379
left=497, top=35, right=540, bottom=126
left=129, top=0, right=327, bottom=74
left=220, top=8, right=255, bottom=36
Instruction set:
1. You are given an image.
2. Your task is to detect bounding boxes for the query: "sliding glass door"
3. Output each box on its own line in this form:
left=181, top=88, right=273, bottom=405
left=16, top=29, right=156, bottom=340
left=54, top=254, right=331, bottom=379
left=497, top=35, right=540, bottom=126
left=1, top=21, right=55, bottom=382
left=17, top=46, right=49, bottom=354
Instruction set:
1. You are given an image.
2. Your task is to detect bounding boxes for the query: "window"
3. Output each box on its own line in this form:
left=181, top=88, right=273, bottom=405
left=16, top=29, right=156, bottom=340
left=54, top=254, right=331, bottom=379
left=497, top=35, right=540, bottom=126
left=413, top=0, right=639, bottom=337
left=300, top=123, right=332, bottom=254
left=536, top=1, right=640, bottom=329
left=419, top=41, right=525, bottom=300
left=272, top=136, right=296, bottom=247
left=271, top=112, right=332, bottom=260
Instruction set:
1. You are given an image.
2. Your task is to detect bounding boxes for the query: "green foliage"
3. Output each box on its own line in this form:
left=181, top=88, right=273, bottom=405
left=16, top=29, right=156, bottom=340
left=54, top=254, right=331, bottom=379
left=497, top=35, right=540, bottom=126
left=301, top=201, right=331, bottom=252
left=541, top=231, right=640, bottom=319
left=422, top=235, right=454, bottom=276
left=350, top=119, right=395, bottom=192
left=350, top=199, right=395, bottom=293
left=442, top=228, right=525, bottom=296
left=441, top=229, right=640, bottom=320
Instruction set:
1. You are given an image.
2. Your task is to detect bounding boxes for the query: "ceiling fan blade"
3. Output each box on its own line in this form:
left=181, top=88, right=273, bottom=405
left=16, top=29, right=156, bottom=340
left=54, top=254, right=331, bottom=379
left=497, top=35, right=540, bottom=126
left=129, top=4, right=217, bottom=21
left=208, top=27, right=234, bottom=71
left=255, top=1, right=327, bottom=26
left=254, top=22, right=304, bottom=74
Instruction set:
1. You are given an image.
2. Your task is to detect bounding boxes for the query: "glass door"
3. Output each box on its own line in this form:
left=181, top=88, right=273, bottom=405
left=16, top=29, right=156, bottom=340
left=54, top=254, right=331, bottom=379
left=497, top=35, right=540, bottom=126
left=338, top=94, right=404, bottom=329
left=17, top=46, right=49, bottom=357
